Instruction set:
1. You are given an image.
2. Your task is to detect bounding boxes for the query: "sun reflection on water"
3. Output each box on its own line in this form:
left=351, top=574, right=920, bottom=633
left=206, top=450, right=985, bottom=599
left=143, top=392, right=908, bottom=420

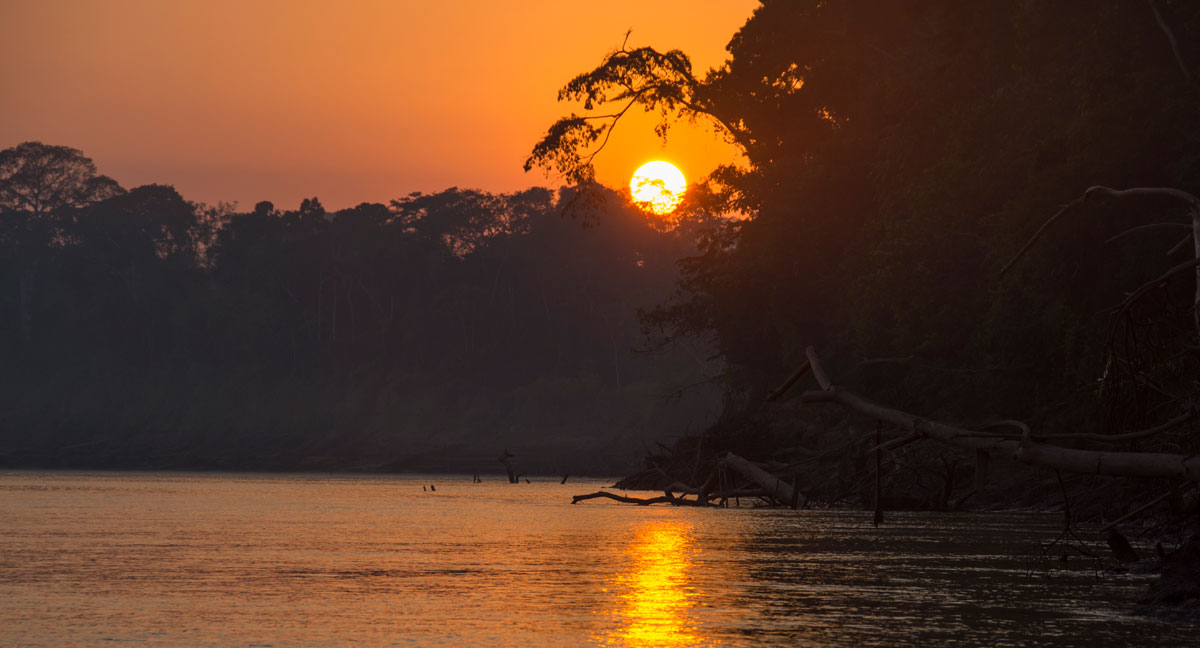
left=600, top=520, right=710, bottom=647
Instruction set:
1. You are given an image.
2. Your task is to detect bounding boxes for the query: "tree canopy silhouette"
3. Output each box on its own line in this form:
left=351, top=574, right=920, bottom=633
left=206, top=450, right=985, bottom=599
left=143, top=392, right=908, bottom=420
left=530, top=0, right=1200, bottom=491
left=0, top=142, right=122, bottom=216
left=0, top=153, right=719, bottom=472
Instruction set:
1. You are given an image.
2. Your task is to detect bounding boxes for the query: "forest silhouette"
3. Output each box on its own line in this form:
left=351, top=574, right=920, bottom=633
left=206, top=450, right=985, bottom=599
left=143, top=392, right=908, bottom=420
left=0, top=142, right=723, bottom=472
left=525, top=1, right=1200, bottom=508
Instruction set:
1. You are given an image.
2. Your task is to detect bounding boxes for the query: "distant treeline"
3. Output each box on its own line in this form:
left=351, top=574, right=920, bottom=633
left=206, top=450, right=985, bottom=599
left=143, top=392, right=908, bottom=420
left=0, top=147, right=721, bottom=472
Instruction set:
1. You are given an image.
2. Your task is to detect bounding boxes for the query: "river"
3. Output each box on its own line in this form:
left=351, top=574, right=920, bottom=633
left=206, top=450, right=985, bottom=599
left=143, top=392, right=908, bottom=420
left=0, top=471, right=1190, bottom=646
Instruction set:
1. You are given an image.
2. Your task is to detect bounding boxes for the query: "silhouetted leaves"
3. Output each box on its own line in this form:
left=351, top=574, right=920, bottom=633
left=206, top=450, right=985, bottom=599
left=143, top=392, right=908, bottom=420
left=0, top=141, right=123, bottom=216
left=526, top=43, right=747, bottom=190
left=535, top=0, right=1200, bottom=436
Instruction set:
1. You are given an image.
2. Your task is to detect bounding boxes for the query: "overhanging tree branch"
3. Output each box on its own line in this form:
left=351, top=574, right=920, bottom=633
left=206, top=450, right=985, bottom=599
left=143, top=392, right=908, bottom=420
left=525, top=43, right=751, bottom=186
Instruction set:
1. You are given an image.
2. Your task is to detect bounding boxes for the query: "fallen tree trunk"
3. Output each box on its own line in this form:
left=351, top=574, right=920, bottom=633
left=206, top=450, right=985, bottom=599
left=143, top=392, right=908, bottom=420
left=570, top=491, right=714, bottom=506
left=1014, top=432, right=1200, bottom=481
left=801, top=348, right=1200, bottom=483
left=801, top=388, right=1018, bottom=454
left=665, top=481, right=702, bottom=496
left=720, top=453, right=806, bottom=508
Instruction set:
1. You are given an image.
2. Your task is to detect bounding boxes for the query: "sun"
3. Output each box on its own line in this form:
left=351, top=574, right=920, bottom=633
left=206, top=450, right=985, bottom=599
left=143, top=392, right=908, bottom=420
left=630, top=161, right=686, bottom=216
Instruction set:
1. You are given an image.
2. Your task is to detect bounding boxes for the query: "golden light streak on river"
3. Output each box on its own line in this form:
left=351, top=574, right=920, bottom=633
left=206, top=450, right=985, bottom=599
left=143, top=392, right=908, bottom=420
left=601, top=520, right=712, bottom=647
left=2, top=474, right=1187, bottom=647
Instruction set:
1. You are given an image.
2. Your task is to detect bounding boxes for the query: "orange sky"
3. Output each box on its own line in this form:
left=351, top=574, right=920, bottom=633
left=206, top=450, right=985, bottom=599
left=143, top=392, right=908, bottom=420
left=0, top=0, right=757, bottom=209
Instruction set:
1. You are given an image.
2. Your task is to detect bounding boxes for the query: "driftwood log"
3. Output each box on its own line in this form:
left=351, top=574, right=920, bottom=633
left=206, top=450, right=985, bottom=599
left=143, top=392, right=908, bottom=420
left=570, top=491, right=714, bottom=506
left=720, top=453, right=805, bottom=508
left=800, top=347, right=1200, bottom=483
left=572, top=342, right=1197, bottom=510
left=571, top=452, right=801, bottom=508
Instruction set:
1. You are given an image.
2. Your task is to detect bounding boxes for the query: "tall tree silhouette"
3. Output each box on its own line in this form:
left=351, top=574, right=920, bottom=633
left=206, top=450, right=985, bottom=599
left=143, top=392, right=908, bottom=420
left=1, top=142, right=125, bottom=341
left=0, top=142, right=122, bottom=216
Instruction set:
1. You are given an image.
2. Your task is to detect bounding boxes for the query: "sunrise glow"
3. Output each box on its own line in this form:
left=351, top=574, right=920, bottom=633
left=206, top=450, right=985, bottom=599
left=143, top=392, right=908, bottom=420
left=630, top=161, right=686, bottom=215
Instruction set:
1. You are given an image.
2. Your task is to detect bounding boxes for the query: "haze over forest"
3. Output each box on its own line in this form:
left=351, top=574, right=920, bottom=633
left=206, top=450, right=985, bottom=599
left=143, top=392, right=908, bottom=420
left=0, top=166, right=724, bottom=473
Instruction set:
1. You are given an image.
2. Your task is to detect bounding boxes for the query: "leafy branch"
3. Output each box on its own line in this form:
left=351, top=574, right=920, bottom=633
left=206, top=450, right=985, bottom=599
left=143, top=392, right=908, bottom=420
left=524, top=38, right=750, bottom=187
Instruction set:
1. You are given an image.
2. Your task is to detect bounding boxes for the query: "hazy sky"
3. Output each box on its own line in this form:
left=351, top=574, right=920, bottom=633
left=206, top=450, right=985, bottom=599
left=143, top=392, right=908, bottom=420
left=0, top=0, right=758, bottom=209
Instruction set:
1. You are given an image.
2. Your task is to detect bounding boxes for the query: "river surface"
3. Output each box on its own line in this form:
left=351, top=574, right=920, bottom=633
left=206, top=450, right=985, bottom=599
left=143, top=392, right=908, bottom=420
left=0, top=471, right=1191, bottom=646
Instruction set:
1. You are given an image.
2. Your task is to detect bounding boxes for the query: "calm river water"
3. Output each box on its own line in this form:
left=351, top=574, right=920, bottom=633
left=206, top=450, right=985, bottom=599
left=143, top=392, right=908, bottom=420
left=0, top=471, right=1192, bottom=646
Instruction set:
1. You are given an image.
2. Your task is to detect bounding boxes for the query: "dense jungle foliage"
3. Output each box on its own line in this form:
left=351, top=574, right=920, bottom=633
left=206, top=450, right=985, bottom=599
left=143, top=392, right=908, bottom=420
left=0, top=145, right=722, bottom=472
left=528, top=0, right=1200, bottom=463
left=6, top=1, right=1200, bottom=485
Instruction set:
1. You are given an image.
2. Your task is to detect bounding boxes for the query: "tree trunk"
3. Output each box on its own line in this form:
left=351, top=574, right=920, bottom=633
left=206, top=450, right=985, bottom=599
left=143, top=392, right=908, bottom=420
left=800, top=371, right=1200, bottom=482
left=802, top=388, right=1018, bottom=453
left=499, top=450, right=518, bottom=484
left=720, top=453, right=805, bottom=507
left=1014, top=434, right=1200, bottom=481
left=17, top=266, right=34, bottom=342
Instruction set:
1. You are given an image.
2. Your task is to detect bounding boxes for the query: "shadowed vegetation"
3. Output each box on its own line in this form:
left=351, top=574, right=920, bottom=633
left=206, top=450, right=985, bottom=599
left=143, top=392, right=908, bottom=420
left=0, top=147, right=723, bottom=473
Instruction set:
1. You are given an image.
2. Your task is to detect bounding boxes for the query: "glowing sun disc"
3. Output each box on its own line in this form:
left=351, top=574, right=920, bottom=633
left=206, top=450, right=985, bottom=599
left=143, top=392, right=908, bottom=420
left=630, top=161, right=686, bottom=215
